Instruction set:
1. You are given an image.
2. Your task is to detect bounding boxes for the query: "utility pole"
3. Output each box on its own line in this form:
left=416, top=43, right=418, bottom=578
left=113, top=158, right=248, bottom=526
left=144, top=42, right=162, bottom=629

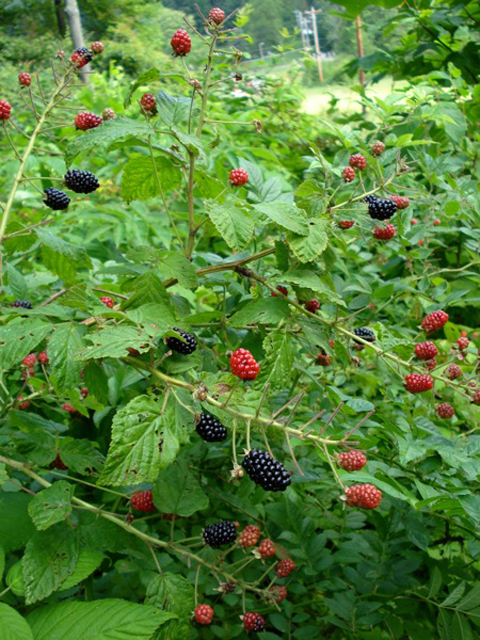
left=306, top=6, right=323, bottom=83
left=355, top=16, right=365, bottom=88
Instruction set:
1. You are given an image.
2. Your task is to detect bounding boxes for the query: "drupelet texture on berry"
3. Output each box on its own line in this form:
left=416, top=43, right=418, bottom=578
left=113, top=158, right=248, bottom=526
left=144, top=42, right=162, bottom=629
left=437, top=403, right=454, bottom=419
left=243, top=612, right=266, bottom=632
left=140, top=93, right=156, bottom=111
left=131, top=490, right=155, bottom=512
left=91, top=41, right=104, bottom=54
left=74, top=112, right=103, bottom=131
left=271, top=285, right=288, bottom=297
left=371, top=141, right=385, bottom=156
left=71, top=47, right=92, bottom=67
left=446, top=364, right=462, bottom=380
left=390, top=195, right=410, bottom=209
left=22, top=353, right=36, bottom=367
left=38, top=351, right=49, bottom=364
left=194, top=604, right=214, bottom=625
left=166, top=328, right=197, bottom=355
left=339, top=220, right=355, bottom=229
left=425, top=358, right=437, bottom=371
left=365, top=195, right=397, bottom=221
left=196, top=413, right=227, bottom=442
left=44, top=188, right=70, bottom=210
left=10, top=300, right=32, bottom=309
left=18, top=397, right=30, bottom=410
left=373, top=224, right=395, bottom=240
left=338, top=450, right=367, bottom=471
left=208, top=7, right=225, bottom=24
left=230, top=348, right=259, bottom=380
left=414, top=341, right=438, bottom=360
left=346, top=484, right=382, bottom=509
left=242, top=449, right=291, bottom=492
left=100, top=296, right=115, bottom=308
left=457, top=336, right=469, bottom=351
left=353, top=327, right=375, bottom=343
left=102, top=108, right=116, bottom=120
left=275, top=558, right=296, bottom=577
left=203, top=521, right=237, bottom=548
left=404, top=373, right=433, bottom=393
left=238, top=525, right=261, bottom=548
left=472, top=389, right=480, bottom=405
left=171, top=29, right=192, bottom=56
left=421, top=310, right=448, bottom=333
left=270, top=585, right=288, bottom=602
left=229, top=168, right=249, bottom=187
left=305, top=299, right=320, bottom=313
left=343, top=166, right=355, bottom=182
left=258, top=538, right=276, bottom=558
left=64, top=169, right=99, bottom=194
left=18, top=72, right=31, bottom=86
left=316, top=352, right=331, bottom=366
left=0, top=100, right=11, bottom=120
left=349, top=153, right=367, bottom=170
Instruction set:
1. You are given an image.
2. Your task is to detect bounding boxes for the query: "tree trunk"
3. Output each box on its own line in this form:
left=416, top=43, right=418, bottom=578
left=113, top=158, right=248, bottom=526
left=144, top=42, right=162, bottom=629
left=53, top=0, right=67, bottom=37
left=64, top=0, right=89, bottom=84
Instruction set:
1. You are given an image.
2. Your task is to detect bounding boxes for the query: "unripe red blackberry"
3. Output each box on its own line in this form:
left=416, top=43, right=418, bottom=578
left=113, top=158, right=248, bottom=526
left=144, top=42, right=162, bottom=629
left=44, top=188, right=70, bottom=210
left=18, top=397, right=30, bottom=410
left=404, top=373, right=433, bottom=393
left=140, top=93, right=156, bottom=112
left=203, top=520, right=237, bottom=548
left=457, top=336, right=469, bottom=351
left=50, top=453, right=67, bottom=470
left=230, top=348, right=259, bottom=380
left=411, top=218, right=418, bottom=225
left=349, top=153, right=367, bottom=170
left=243, top=612, right=266, bottom=632
left=345, top=484, right=382, bottom=509
left=275, top=558, right=296, bottom=577
left=271, top=285, right=287, bottom=297
left=242, top=449, right=291, bottom=492
left=433, top=218, right=441, bottom=225
left=171, top=29, right=191, bottom=56
left=71, top=47, right=92, bottom=68
left=208, top=7, right=225, bottom=24
left=304, top=299, right=320, bottom=313
left=269, top=585, right=287, bottom=602
left=81, top=387, right=89, bottom=398
left=38, top=351, right=49, bottom=365
left=62, top=402, right=77, bottom=414
left=102, top=108, right=116, bottom=120
left=91, top=41, right=104, bottom=54
left=238, top=524, right=261, bottom=548
left=18, top=72, right=32, bottom=87
left=338, top=450, right=367, bottom=471
left=100, top=296, right=115, bottom=308
left=472, top=389, right=480, bottom=405
left=229, top=168, right=248, bottom=187
left=194, top=604, right=214, bottom=625
left=437, top=403, right=454, bottom=419
left=343, top=166, right=355, bottom=182
left=446, top=364, right=462, bottom=380
left=74, top=112, right=102, bottom=131
left=414, top=341, right=438, bottom=360
left=421, top=310, right=448, bottom=333
left=131, top=490, right=155, bottom=512
left=258, top=538, right=276, bottom=558
left=418, top=239, right=425, bottom=246
left=22, top=353, right=36, bottom=367
left=373, top=224, right=395, bottom=240
left=371, top=141, right=385, bottom=156
left=316, top=352, right=331, bottom=366
left=0, top=100, right=12, bottom=120
left=389, top=195, right=410, bottom=209
left=339, top=220, right=355, bottom=229
left=166, top=327, right=197, bottom=355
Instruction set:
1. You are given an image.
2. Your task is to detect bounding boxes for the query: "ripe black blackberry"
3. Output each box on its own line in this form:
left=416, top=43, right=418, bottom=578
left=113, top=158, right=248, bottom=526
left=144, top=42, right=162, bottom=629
left=242, top=449, right=291, bottom=492
left=353, top=327, right=376, bottom=344
left=364, top=195, right=397, bottom=221
left=64, top=169, right=99, bottom=194
left=10, top=300, right=32, bottom=309
left=166, top=328, right=197, bottom=355
left=203, top=521, right=237, bottom=548
left=196, top=413, right=227, bottom=442
left=44, top=187, right=70, bottom=210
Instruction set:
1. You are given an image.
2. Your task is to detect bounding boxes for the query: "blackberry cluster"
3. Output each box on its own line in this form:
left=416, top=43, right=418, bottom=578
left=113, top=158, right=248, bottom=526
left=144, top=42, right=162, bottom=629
left=353, top=327, right=375, bottom=343
left=44, top=188, right=70, bottom=210
left=242, top=449, right=291, bottom=492
left=71, top=47, right=92, bottom=67
left=196, top=413, right=227, bottom=442
left=166, top=328, right=197, bottom=354
left=203, top=520, right=237, bottom=548
left=10, top=300, right=32, bottom=309
left=365, top=195, right=397, bottom=221
left=64, top=169, right=99, bottom=194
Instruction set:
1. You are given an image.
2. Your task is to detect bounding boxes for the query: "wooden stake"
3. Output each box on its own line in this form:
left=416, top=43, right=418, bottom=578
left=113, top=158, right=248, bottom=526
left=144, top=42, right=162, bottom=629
left=307, top=7, right=323, bottom=83
left=356, top=16, right=365, bottom=88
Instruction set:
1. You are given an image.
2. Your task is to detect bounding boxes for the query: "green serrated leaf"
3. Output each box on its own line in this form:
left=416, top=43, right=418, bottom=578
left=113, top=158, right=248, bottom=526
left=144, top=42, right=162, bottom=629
left=153, top=460, right=209, bottom=516
left=65, top=117, right=153, bottom=166
left=429, top=567, right=443, bottom=598
left=205, top=200, right=254, bottom=251
left=59, top=550, right=105, bottom=591
left=156, top=91, right=193, bottom=126
left=58, top=438, right=104, bottom=475
left=263, top=331, right=294, bottom=389
left=0, top=603, right=33, bottom=640
left=284, top=270, right=345, bottom=305
left=146, top=573, right=193, bottom=639
left=124, top=68, right=161, bottom=107
left=229, top=297, right=290, bottom=327
left=28, top=481, right=74, bottom=530
left=80, top=326, right=151, bottom=360
left=37, top=229, right=92, bottom=282
left=48, top=323, right=86, bottom=393
left=6, top=263, right=28, bottom=299
left=0, top=319, right=51, bottom=370
left=83, top=361, right=110, bottom=404
left=122, top=271, right=175, bottom=311
left=157, top=252, right=198, bottom=288
left=287, top=219, right=329, bottom=263
left=120, top=154, right=182, bottom=203
left=253, top=202, right=309, bottom=235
